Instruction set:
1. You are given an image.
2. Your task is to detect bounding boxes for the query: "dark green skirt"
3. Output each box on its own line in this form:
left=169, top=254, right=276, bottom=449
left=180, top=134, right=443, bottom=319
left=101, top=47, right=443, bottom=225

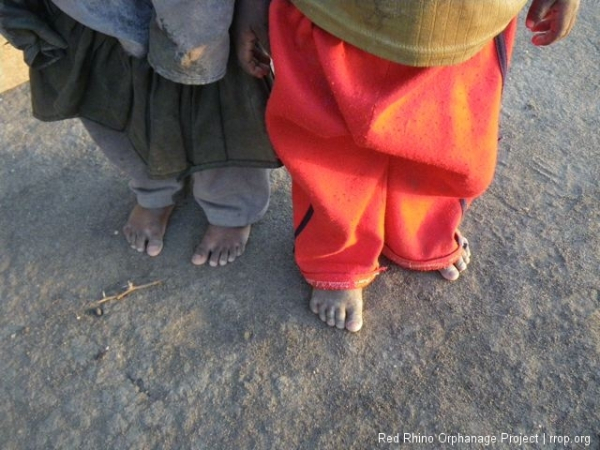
left=29, top=0, right=280, bottom=179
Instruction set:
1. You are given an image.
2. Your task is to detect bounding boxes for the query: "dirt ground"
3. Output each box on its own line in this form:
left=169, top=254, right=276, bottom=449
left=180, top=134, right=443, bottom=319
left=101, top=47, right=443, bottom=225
left=1, top=5, right=599, bottom=450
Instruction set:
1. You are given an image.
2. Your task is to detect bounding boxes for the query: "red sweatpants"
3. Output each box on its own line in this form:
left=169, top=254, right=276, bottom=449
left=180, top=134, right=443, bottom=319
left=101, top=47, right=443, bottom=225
left=266, top=0, right=517, bottom=290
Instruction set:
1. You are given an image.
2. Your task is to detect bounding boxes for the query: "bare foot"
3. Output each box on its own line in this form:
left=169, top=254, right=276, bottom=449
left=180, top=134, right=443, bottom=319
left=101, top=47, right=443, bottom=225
left=439, top=234, right=471, bottom=281
left=310, top=288, right=364, bottom=332
left=123, top=204, right=174, bottom=257
left=191, top=224, right=251, bottom=267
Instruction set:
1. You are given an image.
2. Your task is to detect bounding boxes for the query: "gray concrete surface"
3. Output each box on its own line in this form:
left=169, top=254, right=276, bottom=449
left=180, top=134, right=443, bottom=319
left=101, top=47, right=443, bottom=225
left=1, top=5, right=599, bottom=450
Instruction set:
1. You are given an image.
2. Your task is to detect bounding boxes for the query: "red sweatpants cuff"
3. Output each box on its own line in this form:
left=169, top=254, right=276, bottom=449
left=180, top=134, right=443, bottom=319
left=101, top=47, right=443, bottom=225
left=382, top=233, right=464, bottom=271
left=303, top=268, right=387, bottom=290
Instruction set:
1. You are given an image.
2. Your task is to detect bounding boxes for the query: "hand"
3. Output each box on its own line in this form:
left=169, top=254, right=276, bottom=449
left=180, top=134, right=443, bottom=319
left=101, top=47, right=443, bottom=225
left=525, top=0, right=580, bottom=46
left=233, top=0, right=271, bottom=78
left=236, top=28, right=271, bottom=78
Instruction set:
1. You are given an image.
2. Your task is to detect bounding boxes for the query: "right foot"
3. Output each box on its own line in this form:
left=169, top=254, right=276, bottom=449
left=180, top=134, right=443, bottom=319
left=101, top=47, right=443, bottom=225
left=123, top=204, right=174, bottom=257
left=309, top=288, right=364, bottom=332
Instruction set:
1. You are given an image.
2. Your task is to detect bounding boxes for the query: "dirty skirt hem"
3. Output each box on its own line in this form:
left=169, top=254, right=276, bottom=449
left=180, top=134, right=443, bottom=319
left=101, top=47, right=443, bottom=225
left=27, top=0, right=279, bottom=180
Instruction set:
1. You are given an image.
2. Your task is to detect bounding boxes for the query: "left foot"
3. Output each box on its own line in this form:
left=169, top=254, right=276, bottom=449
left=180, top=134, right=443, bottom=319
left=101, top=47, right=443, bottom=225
left=438, top=234, right=471, bottom=281
left=191, top=224, right=251, bottom=267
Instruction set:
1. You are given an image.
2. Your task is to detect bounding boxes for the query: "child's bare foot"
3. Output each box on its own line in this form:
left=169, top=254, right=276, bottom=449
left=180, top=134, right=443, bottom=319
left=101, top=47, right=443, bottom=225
left=438, top=235, right=471, bottom=281
left=310, top=288, right=364, bottom=332
left=191, top=224, right=251, bottom=267
left=123, top=205, right=174, bottom=257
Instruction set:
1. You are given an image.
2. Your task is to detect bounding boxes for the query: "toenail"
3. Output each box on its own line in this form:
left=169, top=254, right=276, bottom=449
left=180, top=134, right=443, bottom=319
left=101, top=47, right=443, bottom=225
left=462, top=242, right=468, bottom=249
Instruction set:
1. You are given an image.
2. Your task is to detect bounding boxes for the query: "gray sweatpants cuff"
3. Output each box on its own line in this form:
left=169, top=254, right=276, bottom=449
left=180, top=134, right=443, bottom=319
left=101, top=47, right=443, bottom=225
left=194, top=167, right=271, bottom=227
left=205, top=201, right=270, bottom=227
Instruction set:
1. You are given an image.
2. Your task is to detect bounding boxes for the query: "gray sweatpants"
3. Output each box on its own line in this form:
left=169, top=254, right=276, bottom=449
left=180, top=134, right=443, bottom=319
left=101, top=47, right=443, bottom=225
left=81, top=119, right=271, bottom=227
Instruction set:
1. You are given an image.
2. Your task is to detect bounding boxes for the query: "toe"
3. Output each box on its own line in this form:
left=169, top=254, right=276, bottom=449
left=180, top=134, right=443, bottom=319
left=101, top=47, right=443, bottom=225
left=191, top=246, right=209, bottom=266
left=439, top=265, right=460, bottom=281
left=227, top=247, right=238, bottom=263
left=463, top=245, right=471, bottom=265
left=127, top=233, right=138, bottom=249
left=335, top=309, right=346, bottom=329
left=326, top=309, right=336, bottom=327
left=319, top=304, right=328, bottom=323
left=134, top=234, right=147, bottom=252
left=309, top=296, right=320, bottom=315
left=345, top=307, right=363, bottom=332
left=209, top=249, right=222, bottom=267
left=219, top=249, right=230, bottom=266
left=458, top=235, right=471, bottom=260
left=235, top=244, right=245, bottom=257
left=146, top=238, right=164, bottom=257
left=455, top=256, right=467, bottom=272
left=123, top=225, right=135, bottom=245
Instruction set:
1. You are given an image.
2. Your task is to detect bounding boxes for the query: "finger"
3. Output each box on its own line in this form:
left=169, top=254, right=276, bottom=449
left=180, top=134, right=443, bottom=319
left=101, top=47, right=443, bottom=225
left=526, top=0, right=553, bottom=29
left=247, top=58, right=271, bottom=78
left=236, top=31, right=261, bottom=76
left=530, top=19, right=553, bottom=33
left=253, top=45, right=271, bottom=63
left=532, top=31, right=556, bottom=46
left=534, top=11, right=566, bottom=45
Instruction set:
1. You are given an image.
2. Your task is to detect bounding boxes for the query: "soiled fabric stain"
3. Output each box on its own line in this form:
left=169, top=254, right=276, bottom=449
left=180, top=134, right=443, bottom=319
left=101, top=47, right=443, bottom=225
left=52, top=0, right=234, bottom=84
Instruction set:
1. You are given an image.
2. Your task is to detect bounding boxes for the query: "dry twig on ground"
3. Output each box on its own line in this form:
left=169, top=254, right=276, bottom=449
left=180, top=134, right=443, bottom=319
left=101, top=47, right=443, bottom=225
left=91, top=280, right=163, bottom=307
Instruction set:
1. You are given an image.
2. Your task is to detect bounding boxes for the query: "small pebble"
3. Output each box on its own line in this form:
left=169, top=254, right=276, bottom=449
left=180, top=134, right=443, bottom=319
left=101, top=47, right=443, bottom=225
left=93, top=307, right=104, bottom=317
